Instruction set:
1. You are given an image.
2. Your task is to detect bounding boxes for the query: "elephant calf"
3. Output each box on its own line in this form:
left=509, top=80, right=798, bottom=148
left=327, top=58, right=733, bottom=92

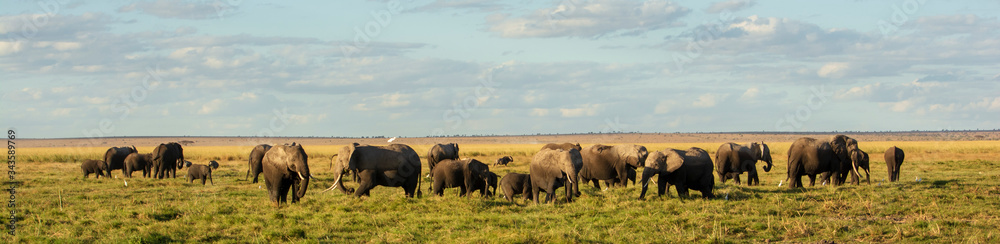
left=494, top=156, right=514, bottom=166
left=431, top=158, right=491, bottom=197
left=500, top=172, right=533, bottom=202
left=186, top=161, right=220, bottom=185
left=124, top=152, right=153, bottom=178
left=81, top=159, right=106, bottom=179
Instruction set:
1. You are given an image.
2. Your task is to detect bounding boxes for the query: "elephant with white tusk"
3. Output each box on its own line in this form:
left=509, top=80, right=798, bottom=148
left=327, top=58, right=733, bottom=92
left=262, top=143, right=310, bottom=207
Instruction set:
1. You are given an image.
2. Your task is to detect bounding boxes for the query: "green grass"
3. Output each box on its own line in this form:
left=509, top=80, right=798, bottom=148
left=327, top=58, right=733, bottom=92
left=4, top=142, right=1000, bottom=243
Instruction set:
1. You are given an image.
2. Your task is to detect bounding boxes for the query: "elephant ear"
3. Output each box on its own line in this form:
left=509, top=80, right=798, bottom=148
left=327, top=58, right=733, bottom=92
left=760, top=142, right=772, bottom=163
left=347, top=144, right=359, bottom=171
left=664, top=149, right=685, bottom=173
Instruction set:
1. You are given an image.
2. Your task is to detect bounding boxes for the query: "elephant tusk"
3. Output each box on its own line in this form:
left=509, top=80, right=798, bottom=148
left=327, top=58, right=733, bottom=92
left=297, top=172, right=306, bottom=181
left=323, top=175, right=343, bottom=193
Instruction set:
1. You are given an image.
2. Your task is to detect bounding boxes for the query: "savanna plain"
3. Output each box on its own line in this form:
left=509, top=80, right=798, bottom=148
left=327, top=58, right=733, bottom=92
left=5, top=134, right=1000, bottom=243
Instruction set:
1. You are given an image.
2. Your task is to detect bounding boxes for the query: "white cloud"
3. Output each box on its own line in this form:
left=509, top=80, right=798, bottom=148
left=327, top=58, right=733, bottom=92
left=740, top=87, right=760, bottom=100
left=530, top=108, right=549, bottom=117
left=119, top=0, right=230, bottom=20
left=692, top=93, right=728, bottom=108
left=705, top=0, right=755, bottom=13
left=380, top=93, right=411, bottom=107
left=198, top=99, right=224, bottom=115
left=654, top=100, right=676, bottom=114
left=0, top=41, right=23, bottom=56
left=559, top=104, right=601, bottom=117
left=486, top=0, right=690, bottom=38
left=817, top=62, right=850, bottom=78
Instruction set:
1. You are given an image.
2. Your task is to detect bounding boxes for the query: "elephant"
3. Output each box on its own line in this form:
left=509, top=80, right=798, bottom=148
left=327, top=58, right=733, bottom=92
left=638, top=147, right=715, bottom=199
left=186, top=160, right=220, bottom=185
left=885, top=146, right=905, bottom=182
left=494, top=156, right=514, bottom=166
left=786, top=135, right=850, bottom=188
left=427, top=143, right=460, bottom=177
left=246, top=144, right=272, bottom=183
left=715, top=142, right=773, bottom=186
left=152, top=142, right=185, bottom=179
left=578, top=144, right=648, bottom=190
left=541, top=143, right=582, bottom=151
left=124, top=152, right=153, bottom=178
left=104, top=146, right=137, bottom=178
left=529, top=148, right=582, bottom=204
left=262, top=143, right=310, bottom=206
left=847, top=148, right=871, bottom=185
left=81, top=159, right=106, bottom=179
left=477, top=171, right=499, bottom=197
left=500, top=172, right=533, bottom=202
left=325, top=143, right=422, bottom=198
left=430, top=158, right=491, bottom=197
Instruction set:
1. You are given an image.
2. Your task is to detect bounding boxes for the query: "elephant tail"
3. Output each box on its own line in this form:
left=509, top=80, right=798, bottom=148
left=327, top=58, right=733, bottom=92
left=416, top=170, right=423, bottom=198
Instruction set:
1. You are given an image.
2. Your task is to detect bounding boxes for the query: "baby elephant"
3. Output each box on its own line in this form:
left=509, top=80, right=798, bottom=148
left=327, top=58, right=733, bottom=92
left=494, top=156, right=514, bottom=166
left=186, top=160, right=220, bottom=185
left=499, top=172, right=533, bottom=202
left=81, top=159, right=106, bottom=179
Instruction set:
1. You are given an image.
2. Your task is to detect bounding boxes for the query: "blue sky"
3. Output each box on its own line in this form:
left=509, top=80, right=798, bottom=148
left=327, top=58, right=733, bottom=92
left=2, top=0, right=999, bottom=138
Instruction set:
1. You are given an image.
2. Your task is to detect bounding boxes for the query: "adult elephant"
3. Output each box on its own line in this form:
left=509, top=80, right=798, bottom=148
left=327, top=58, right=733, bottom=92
left=325, top=143, right=422, bottom=198
left=262, top=143, right=310, bottom=206
left=246, top=144, right=272, bottom=183
left=638, top=147, right=715, bottom=199
left=427, top=143, right=459, bottom=177
left=430, top=158, right=491, bottom=197
left=104, top=146, right=137, bottom=178
left=715, top=142, right=773, bottom=186
left=848, top=148, right=871, bottom=185
left=786, top=135, right=850, bottom=188
left=152, top=142, right=185, bottom=179
left=578, top=144, right=648, bottom=190
left=123, top=152, right=153, bottom=178
left=541, top=143, right=582, bottom=151
left=529, top=148, right=582, bottom=204
left=885, top=146, right=905, bottom=182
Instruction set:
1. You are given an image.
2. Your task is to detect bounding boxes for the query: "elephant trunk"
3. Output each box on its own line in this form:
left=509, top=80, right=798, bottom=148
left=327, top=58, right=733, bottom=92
left=637, top=169, right=656, bottom=200
left=323, top=164, right=353, bottom=194
left=296, top=170, right=310, bottom=199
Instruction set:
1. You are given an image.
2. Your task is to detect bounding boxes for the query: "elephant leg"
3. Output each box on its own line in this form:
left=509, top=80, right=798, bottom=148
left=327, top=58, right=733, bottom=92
left=732, top=173, right=741, bottom=185
left=808, top=175, right=817, bottom=187
left=459, top=185, right=467, bottom=197
left=354, top=171, right=377, bottom=197
left=278, top=180, right=291, bottom=203
left=290, top=181, right=300, bottom=203
left=201, top=178, right=207, bottom=185
left=532, top=185, right=541, bottom=204
left=676, top=185, right=689, bottom=198
left=657, top=175, right=667, bottom=197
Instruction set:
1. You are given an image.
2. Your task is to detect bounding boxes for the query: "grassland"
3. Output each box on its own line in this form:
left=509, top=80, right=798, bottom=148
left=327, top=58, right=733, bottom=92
left=5, top=141, right=1000, bottom=243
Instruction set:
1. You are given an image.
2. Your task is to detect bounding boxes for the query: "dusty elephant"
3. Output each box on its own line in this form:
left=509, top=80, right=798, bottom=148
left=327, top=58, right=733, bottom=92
left=541, top=143, right=582, bottom=151
left=715, top=142, right=773, bottom=186
left=246, top=144, right=272, bottom=183
left=81, top=159, right=106, bottom=179
left=499, top=172, right=533, bottom=202
left=431, top=158, right=491, bottom=197
left=152, top=142, right=185, bottom=179
left=885, top=146, right=905, bottom=182
left=530, top=148, right=582, bottom=204
left=639, top=147, right=715, bottom=199
left=786, top=135, right=850, bottom=188
left=124, top=152, right=153, bottom=178
left=262, top=143, right=310, bottom=206
left=848, top=148, right=871, bottom=185
left=104, top=146, right=137, bottom=178
left=578, top=144, right=648, bottom=190
left=494, top=156, right=514, bottom=166
left=427, top=143, right=460, bottom=177
left=187, top=160, right=220, bottom=185
left=477, top=171, right=499, bottom=197
left=326, top=143, right=422, bottom=198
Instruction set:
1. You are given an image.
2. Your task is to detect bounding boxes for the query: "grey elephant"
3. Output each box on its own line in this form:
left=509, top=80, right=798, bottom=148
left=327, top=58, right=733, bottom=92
left=325, top=143, right=422, bottom=198
left=848, top=148, right=871, bottom=185
left=494, top=156, right=514, bottom=166
left=186, top=160, right=220, bottom=185
left=262, top=143, right=310, bottom=206
left=246, top=144, right=272, bottom=183
left=541, top=143, right=582, bottom=151
left=499, top=172, right=533, bottom=202
left=530, top=148, right=582, bottom=204
left=639, top=147, right=715, bottom=199
left=578, top=144, right=648, bottom=190
left=431, top=158, right=491, bottom=197
left=427, top=143, right=460, bottom=177
left=715, top=142, right=773, bottom=186
left=885, top=146, right=905, bottom=182
left=81, top=159, right=106, bottom=179
left=477, top=171, right=499, bottom=197
left=124, top=152, right=153, bottom=178
left=152, top=142, right=185, bottom=179
left=786, top=135, right=850, bottom=188
left=104, top=146, right=137, bottom=178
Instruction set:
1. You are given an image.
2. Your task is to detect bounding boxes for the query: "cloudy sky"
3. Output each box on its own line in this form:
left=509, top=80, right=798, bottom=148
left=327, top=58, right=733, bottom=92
left=2, top=0, right=999, bottom=138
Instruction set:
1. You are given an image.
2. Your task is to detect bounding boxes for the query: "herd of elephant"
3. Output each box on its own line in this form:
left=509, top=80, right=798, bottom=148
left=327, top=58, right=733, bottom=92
left=79, top=135, right=907, bottom=206
left=80, top=142, right=220, bottom=185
